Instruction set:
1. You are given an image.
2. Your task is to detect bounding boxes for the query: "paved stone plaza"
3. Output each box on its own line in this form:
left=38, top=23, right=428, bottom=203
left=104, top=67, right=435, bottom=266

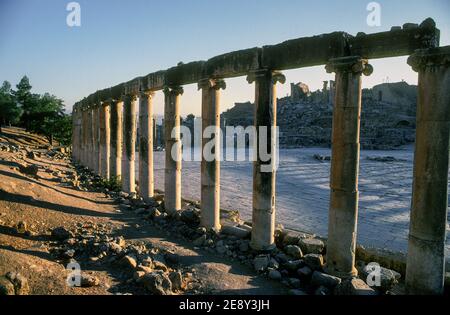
left=151, top=146, right=450, bottom=255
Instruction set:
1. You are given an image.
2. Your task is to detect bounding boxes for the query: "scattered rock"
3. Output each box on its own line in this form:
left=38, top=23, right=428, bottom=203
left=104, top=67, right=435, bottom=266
left=288, top=289, right=308, bottom=295
left=268, top=269, right=282, bottom=281
left=140, top=271, right=172, bottom=295
left=0, top=276, right=15, bottom=295
left=80, top=274, right=100, bottom=287
left=360, top=264, right=401, bottom=292
left=193, top=235, right=206, bottom=247
left=334, top=278, right=377, bottom=296
left=315, top=285, right=331, bottom=295
left=16, top=221, right=27, bottom=234
left=310, top=271, right=341, bottom=288
left=297, top=266, right=313, bottom=279
left=283, top=260, right=303, bottom=272
left=299, top=238, right=325, bottom=254
left=169, top=271, right=184, bottom=291
left=303, top=254, right=324, bottom=271
left=119, top=255, right=137, bottom=270
left=288, top=277, right=302, bottom=289
left=253, top=255, right=270, bottom=272
left=180, top=209, right=200, bottom=225
left=51, top=227, right=73, bottom=241
left=284, top=245, right=303, bottom=259
left=221, top=225, right=251, bottom=239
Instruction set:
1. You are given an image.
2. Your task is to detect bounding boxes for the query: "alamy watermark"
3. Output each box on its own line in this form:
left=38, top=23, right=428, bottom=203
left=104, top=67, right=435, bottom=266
left=366, top=2, right=381, bottom=27
left=168, top=124, right=279, bottom=172
left=66, top=2, right=81, bottom=27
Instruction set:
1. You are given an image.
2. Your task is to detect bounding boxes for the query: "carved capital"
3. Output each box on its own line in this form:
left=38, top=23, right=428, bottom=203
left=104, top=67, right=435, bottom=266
left=139, top=90, right=155, bottom=99
left=197, top=78, right=226, bottom=91
left=122, top=94, right=138, bottom=103
left=326, top=56, right=373, bottom=76
left=272, top=72, right=286, bottom=84
left=163, top=85, right=184, bottom=97
left=408, top=46, right=450, bottom=72
left=246, top=69, right=286, bottom=84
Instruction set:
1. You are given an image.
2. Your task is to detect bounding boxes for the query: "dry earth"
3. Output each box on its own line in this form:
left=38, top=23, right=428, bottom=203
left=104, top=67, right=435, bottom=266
left=0, top=127, right=288, bottom=295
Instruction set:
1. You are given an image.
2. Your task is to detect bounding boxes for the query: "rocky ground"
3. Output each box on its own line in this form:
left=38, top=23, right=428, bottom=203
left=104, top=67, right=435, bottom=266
left=0, top=127, right=407, bottom=295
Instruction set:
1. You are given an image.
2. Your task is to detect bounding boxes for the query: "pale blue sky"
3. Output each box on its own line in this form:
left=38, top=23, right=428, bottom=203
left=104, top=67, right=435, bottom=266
left=1, top=0, right=449, bottom=116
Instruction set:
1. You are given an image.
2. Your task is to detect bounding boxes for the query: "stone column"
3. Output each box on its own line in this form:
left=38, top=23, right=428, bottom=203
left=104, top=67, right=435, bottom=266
left=93, top=104, right=101, bottom=174
left=88, top=106, right=95, bottom=170
left=75, top=107, right=82, bottom=163
left=81, top=107, right=88, bottom=167
left=163, top=86, right=183, bottom=215
left=247, top=70, right=285, bottom=251
left=324, top=56, right=373, bottom=278
left=110, top=100, right=123, bottom=180
left=99, top=101, right=111, bottom=179
left=405, top=46, right=450, bottom=295
left=198, top=78, right=226, bottom=231
left=139, top=90, right=155, bottom=201
left=122, top=94, right=137, bottom=193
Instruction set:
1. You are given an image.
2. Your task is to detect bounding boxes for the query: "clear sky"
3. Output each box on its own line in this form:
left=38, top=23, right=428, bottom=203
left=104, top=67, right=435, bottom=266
left=1, top=0, right=449, bottom=117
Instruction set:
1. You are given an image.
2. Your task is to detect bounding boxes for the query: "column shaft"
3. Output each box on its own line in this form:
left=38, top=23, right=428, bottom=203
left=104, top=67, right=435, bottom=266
left=199, top=79, right=225, bottom=230
left=122, top=95, right=137, bottom=193
left=139, top=91, right=155, bottom=201
left=406, top=47, right=450, bottom=295
left=110, top=100, right=123, bottom=179
left=93, top=105, right=100, bottom=174
left=99, top=102, right=110, bottom=179
left=248, top=70, right=285, bottom=251
left=164, top=86, right=183, bottom=215
left=325, top=57, right=372, bottom=278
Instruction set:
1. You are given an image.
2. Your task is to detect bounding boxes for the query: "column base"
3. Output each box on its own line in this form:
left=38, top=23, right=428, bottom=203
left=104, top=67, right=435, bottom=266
left=324, top=264, right=358, bottom=279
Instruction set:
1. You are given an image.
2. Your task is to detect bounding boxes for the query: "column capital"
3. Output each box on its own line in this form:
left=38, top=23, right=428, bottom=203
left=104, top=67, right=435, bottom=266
left=122, top=94, right=138, bottom=102
left=246, top=69, right=286, bottom=84
left=325, top=56, right=373, bottom=76
left=139, top=89, right=155, bottom=99
left=163, top=85, right=184, bottom=96
left=197, top=78, right=226, bottom=91
left=408, top=46, right=450, bottom=72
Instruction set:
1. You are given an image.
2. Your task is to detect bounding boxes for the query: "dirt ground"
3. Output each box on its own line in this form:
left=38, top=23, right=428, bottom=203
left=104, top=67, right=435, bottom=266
left=0, top=127, right=287, bottom=295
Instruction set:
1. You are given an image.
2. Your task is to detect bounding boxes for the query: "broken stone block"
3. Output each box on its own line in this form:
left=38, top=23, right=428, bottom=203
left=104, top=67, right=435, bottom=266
left=310, top=271, right=341, bottom=288
left=140, top=271, right=172, bottom=295
left=284, top=245, right=303, bottom=259
left=299, top=238, right=325, bottom=254
left=303, top=254, right=324, bottom=271
left=253, top=255, right=270, bottom=272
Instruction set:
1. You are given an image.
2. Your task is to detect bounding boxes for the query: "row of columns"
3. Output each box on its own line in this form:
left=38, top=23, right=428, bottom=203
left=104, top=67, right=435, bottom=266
left=71, top=46, right=449, bottom=295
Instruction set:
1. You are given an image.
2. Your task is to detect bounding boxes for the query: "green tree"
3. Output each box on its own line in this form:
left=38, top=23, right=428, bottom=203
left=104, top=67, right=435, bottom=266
left=13, top=76, right=33, bottom=130
left=27, top=93, right=68, bottom=144
left=0, top=81, right=22, bottom=132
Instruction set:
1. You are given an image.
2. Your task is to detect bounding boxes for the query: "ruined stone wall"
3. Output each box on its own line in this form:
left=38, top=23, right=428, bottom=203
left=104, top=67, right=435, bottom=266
left=220, top=82, right=417, bottom=149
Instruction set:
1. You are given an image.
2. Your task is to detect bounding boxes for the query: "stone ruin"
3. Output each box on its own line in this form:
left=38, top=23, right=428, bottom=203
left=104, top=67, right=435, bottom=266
left=221, top=81, right=417, bottom=149
left=70, top=18, right=450, bottom=295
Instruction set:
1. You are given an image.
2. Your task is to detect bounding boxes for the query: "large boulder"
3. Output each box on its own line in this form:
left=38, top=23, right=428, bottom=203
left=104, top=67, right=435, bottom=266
left=140, top=271, right=172, bottom=295
left=299, top=238, right=325, bottom=255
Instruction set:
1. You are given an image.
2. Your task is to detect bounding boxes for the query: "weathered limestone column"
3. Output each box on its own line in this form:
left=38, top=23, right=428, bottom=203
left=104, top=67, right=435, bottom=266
left=81, top=106, right=88, bottom=167
left=163, top=86, right=183, bottom=215
left=99, top=101, right=110, bottom=179
left=75, top=107, right=82, bottom=163
left=324, top=56, right=373, bottom=278
left=139, top=90, right=155, bottom=201
left=405, top=46, right=450, bottom=295
left=93, top=104, right=101, bottom=174
left=109, top=100, right=123, bottom=180
left=247, top=70, right=285, bottom=251
left=198, top=78, right=226, bottom=231
left=88, top=106, right=95, bottom=170
left=122, top=94, right=137, bottom=193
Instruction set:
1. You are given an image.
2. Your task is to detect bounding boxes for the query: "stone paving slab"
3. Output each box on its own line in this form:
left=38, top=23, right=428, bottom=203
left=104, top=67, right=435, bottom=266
left=148, top=146, right=450, bottom=257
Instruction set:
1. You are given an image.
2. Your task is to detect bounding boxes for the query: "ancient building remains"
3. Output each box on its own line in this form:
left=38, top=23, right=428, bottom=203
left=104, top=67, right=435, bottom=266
left=71, top=18, right=449, bottom=295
